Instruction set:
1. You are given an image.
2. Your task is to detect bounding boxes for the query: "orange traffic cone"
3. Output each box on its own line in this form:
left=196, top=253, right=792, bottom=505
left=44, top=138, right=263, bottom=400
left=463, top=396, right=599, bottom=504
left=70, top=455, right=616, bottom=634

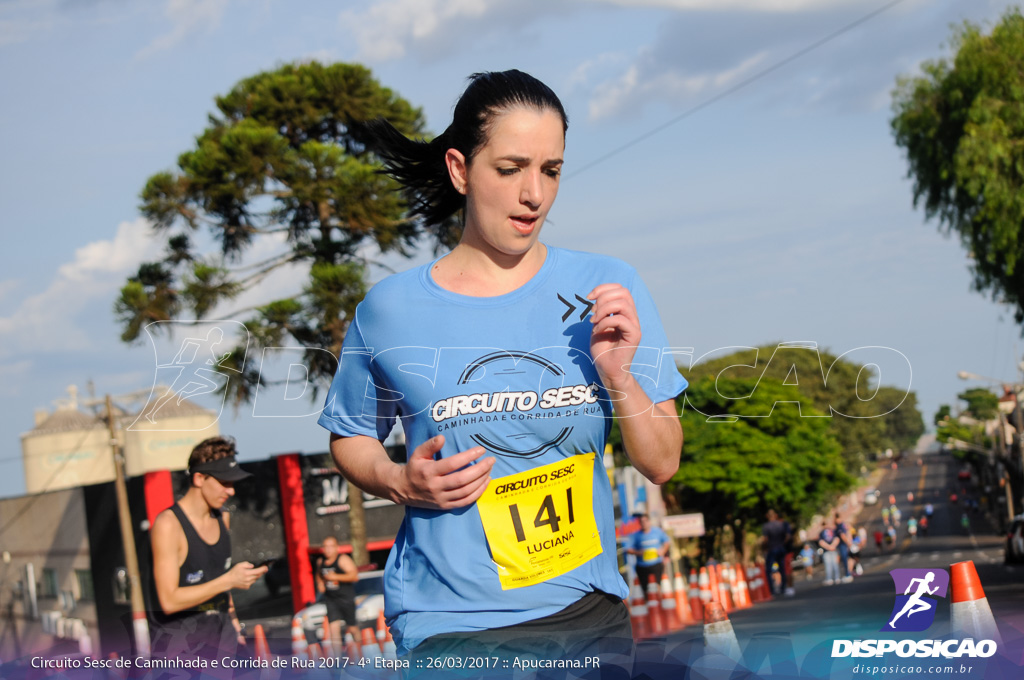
left=689, top=569, right=704, bottom=622
left=344, top=630, right=362, bottom=661
left=758, top=561, right=772, bottom=600
left=731, top=564, right=751, bottom=610
left=253, top=623, right=272, bottom=662
left=673, top=568, right=693, bottom=625
left=629, top=577, right=649, bottom=640
left=361, top=626, right=383, bottom=660
left=699, top=566, right=713, bottom=607
left=716, top=564, right=733, bottom=612
left=747, top=565, right=762, bottom=603
left=646, top=574, right=665, bottom=636
left=950, top=560, right=1002, bottom=644
left=703, top=602, right=741, bottom=662
left=708, top=564, right=722, bottom=607
left=291, top=615, right=307, bottom=656
left=376, top=610, right=387, bottom=650
left=660, top=572, right=681, bottom=630
left=381, top=622, right=398, bottom=660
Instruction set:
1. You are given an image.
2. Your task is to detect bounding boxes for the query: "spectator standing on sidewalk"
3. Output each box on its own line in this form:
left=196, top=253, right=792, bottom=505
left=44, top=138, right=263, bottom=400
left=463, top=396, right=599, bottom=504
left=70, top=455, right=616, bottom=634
left=834, top=513, right=854, bottom=584
left=818, top=521, right=841, bottom=586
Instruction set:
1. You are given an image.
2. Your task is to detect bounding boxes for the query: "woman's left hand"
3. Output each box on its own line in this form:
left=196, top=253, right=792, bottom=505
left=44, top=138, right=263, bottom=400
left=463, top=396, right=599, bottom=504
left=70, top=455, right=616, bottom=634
left=587, top=283, right=640, bottom=391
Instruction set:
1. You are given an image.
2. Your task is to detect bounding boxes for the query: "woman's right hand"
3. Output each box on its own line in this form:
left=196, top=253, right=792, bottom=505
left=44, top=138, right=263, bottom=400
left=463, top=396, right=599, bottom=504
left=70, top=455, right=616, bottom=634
left=393, top=435, right=494, bottom=510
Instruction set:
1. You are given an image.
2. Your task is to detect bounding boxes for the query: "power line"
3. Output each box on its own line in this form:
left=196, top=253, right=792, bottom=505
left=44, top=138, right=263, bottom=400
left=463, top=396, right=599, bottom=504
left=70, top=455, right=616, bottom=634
left=566, top=0, right=912, bottom=179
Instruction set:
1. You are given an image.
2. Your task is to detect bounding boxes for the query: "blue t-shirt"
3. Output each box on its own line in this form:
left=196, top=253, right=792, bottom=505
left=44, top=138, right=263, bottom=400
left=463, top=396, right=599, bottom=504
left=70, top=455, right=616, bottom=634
left=317, top=246, right=687, bottom=653
left=628, top=527, right=670, bottom=567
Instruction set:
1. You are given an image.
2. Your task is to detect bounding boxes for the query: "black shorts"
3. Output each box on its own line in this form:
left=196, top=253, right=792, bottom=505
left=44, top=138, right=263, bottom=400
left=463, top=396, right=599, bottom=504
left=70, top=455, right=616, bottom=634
left=635, top=562, right=665, bottom=588
left=324, top=594, right=357, bottom=627
left=410, top=590, right=634, bottom=676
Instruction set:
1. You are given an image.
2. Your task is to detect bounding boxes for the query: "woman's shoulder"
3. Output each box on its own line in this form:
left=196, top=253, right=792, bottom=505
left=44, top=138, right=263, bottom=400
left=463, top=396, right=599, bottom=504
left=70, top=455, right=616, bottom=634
left=360, top=263, right=430, bottom=308
left=548, top=246, right=639, bottom=280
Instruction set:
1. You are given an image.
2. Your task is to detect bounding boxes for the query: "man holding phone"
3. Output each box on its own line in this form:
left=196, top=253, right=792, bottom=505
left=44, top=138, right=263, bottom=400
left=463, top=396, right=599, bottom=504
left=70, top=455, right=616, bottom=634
left=150, top=436, right=267, bottom=660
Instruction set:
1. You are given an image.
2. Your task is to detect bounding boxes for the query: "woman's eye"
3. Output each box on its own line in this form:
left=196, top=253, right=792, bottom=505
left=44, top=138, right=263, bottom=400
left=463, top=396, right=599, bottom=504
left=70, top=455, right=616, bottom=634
left=544, top=169, right=561, bottom=178
left=498, top=167, right=518, bottom=176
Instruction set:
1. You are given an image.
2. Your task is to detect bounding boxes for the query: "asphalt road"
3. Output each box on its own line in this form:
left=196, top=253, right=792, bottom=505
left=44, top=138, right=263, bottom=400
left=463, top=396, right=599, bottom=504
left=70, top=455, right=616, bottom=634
left=635, top=449, right=1024, bottom=678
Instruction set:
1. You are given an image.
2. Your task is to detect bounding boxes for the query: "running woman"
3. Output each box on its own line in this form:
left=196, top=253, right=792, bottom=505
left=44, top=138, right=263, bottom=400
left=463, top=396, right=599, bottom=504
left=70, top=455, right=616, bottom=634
left=318, top=70, right=686, bottom=665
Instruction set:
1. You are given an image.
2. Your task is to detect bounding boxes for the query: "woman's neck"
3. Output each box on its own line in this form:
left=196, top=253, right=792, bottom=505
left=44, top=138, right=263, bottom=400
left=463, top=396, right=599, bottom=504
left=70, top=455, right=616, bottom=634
left=431, top=241, right=547, bottom=297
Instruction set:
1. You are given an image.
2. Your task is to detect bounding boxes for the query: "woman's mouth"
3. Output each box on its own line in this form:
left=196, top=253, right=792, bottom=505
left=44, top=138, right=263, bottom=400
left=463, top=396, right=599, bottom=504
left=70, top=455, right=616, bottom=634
left=511, top=215, right=539, bottom=234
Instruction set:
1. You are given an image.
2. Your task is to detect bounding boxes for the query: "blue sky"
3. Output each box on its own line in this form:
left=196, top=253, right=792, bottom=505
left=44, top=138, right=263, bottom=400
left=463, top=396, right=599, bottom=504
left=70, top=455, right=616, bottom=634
left=1, top=0, right=1022, bottom=499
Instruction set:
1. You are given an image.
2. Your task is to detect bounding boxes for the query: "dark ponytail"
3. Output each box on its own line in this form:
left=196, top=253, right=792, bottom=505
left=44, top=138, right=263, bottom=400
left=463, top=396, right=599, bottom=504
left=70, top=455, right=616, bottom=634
left=360, top=70, right=568, bottom=229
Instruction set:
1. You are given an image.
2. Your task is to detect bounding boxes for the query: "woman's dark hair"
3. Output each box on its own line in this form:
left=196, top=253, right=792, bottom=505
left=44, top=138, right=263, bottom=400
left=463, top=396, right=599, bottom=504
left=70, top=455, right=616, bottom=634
left=359, top=70, right=568, bottom=228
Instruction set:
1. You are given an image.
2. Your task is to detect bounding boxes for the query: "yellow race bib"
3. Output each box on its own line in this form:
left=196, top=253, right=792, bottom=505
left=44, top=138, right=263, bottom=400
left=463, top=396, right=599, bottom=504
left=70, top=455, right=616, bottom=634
left=477, top=453, right=602, bottom=590
left=642, top=548, right=660, bottom=562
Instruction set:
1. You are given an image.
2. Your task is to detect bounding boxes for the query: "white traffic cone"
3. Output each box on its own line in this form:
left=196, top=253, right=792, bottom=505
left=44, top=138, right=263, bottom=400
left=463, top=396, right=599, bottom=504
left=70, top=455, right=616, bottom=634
left=361, top=627, right=383, bottom=661
left=703, top=601, right=741, bottom=661
left=291, top=615, right=307, bottom=656
left=950, top=560, right=1002, bottom=645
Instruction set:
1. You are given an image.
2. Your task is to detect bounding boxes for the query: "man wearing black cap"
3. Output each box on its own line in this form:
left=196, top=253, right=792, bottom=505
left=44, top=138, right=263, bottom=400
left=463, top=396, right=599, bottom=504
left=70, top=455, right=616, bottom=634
left=150, top=436, right=267, bottom=661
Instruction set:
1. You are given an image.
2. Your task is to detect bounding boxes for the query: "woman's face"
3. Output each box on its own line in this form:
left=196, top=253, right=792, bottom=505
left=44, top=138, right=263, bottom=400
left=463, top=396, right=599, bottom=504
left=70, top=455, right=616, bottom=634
left=450, top=107, right=565, bottom=260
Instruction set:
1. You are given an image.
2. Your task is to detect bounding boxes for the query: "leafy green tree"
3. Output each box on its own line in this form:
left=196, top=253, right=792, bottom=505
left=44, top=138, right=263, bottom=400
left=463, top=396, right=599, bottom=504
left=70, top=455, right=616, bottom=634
left=936, top=418, right=989, bottom=457
left=115, top=62, right=450, bottom=565
left=682, top=344, right=921, bottom=472
left=934, top=404, right=952, bottom=427
left=876, top=388, right=926, bottom=453
left=891, top=8, right=1024, bottom=324
left=670, top=376, right=850, bottom=560
left=957, top=387, right=1000, bottom=421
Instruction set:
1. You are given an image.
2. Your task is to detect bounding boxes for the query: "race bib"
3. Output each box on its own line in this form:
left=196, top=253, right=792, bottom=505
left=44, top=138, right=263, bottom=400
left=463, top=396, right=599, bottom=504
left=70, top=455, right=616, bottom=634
left=642, top=548, right=660, bottom=562
left=477, top=453, right=602, bottom=590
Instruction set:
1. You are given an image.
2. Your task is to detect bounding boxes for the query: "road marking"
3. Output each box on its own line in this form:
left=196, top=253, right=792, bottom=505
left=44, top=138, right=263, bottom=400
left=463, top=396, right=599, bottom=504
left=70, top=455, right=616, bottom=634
left=929, top=553, right=939, bottom=560
left=953, top=551, right=963, bottom=558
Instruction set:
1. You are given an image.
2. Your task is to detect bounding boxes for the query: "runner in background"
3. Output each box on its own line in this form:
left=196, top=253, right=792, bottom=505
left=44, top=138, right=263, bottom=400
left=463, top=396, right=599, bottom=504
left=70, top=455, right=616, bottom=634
left=315, top=536, right=360, bottom=656
left=625, top=512, right=671, bottom=587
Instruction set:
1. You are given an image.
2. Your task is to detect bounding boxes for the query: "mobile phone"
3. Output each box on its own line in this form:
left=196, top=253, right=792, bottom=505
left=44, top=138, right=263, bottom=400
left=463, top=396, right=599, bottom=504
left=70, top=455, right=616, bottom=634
left=253, top=557, right=277, bottom=569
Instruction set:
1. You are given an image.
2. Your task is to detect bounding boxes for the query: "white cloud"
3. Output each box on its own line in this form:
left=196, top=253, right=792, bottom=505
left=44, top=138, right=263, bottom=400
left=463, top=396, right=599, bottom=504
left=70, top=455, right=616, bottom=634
left=136, top=0, right=230, bottom=59
left=339, top=0, right=503, bottom=61
left=0, top=217, right=163, bottom=357
left=588, top=50, right=768, bottom=120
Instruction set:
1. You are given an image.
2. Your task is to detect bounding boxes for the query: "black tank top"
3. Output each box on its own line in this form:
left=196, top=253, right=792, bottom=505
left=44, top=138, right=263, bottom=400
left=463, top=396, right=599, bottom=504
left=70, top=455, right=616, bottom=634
left=318, top=555, right=356, bottom=602
left=151, top=501, right=232, bottom=639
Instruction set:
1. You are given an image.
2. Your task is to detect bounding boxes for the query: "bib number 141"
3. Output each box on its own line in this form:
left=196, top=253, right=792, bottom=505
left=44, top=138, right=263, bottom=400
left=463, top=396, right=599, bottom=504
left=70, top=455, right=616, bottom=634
left=508, top=489, right=575, bottom=542
left=476, top=453, right=602, bottom=590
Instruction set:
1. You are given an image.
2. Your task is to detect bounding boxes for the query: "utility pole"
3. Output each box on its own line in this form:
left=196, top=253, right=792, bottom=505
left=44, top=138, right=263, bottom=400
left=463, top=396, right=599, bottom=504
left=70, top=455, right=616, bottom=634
left=105, top=394, right=150, bottom=657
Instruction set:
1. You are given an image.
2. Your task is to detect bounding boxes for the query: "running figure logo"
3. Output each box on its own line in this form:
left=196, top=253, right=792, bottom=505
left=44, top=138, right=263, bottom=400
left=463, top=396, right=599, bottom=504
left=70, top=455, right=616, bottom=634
left=882, top=568, right=949, bottom=632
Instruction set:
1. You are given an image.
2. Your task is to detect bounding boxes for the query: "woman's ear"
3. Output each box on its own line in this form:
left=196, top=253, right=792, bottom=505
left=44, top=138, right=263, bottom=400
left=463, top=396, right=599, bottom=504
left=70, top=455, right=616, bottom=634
left=445, top=148, right=468, bottom=195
